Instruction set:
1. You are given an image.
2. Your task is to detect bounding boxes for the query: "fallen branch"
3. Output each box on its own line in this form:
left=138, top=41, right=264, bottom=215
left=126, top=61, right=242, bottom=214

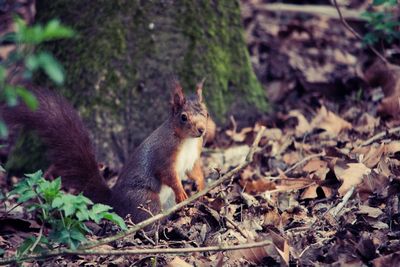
left=225, top=216, right=248, bottom=239
left=264, top=151, right=325, bottom=180
left=361, top=126, right=400, bottom=146
left=0, top=127, right=266, bottom=265
left=332, top=0, right=388, bottom=65
left=331, top=186, right=355, bottom=217
left=0, top=239, right=272, bottom=264
left=258, top=3, right=365, bottom=20
left=283, top=151, right=325, bottom=175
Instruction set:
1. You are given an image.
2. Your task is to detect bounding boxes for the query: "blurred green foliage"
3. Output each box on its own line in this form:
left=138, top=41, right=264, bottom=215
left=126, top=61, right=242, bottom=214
left=0, top=17, right=74, bottom=138
left=362, top=0, right=400, bottom=45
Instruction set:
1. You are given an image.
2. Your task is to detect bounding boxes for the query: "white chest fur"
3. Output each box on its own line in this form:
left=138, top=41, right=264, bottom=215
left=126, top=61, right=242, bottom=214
left=159, top=138, right=201, bottom=209
left=175, top=138, right=201, bottom=180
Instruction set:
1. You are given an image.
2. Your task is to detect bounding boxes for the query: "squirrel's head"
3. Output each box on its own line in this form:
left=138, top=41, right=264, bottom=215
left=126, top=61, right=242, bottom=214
left=170, top=79, right=208, bottom=139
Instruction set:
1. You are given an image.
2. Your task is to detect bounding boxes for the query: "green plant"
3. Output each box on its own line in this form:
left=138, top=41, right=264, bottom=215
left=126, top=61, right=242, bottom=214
left=0, top=17, right=74, bottom=137
left=362, top=0, right=400, bottom=45
left=8, top=170, right=126, bottom=257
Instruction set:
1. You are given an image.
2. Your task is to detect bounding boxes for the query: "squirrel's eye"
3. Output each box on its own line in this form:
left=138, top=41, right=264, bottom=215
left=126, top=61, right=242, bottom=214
left=180, top=113, right=188, bottom=123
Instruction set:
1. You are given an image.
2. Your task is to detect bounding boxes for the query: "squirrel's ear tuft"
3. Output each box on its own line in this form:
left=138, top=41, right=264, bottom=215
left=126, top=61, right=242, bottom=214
left=196, top=78, right=206, bottom=102
left=171, top=80, right=185, bottom=112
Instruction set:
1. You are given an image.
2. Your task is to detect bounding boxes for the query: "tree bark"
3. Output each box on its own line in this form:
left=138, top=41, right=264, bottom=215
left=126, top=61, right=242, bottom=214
left=34, top=0, right=267, bottom=167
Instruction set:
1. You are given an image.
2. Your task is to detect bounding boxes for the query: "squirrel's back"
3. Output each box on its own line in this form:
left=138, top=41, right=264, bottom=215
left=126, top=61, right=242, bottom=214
left=2, top=88, right=111, bottom=203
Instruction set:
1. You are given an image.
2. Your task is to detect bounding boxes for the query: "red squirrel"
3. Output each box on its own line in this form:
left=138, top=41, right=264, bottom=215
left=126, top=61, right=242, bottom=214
left=2, top=80, right=208, bottom=223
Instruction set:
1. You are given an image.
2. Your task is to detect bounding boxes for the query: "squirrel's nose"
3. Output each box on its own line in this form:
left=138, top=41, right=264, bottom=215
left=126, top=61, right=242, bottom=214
left=197, top=126, right=205, bottom=135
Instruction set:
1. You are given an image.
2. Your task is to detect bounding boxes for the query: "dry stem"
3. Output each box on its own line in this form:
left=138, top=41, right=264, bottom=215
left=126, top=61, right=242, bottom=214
left=332, top=0, right=388, bottom=65
left=1, top=239, right=273, bottom=264
left=361, top=126, right=400, bottom=146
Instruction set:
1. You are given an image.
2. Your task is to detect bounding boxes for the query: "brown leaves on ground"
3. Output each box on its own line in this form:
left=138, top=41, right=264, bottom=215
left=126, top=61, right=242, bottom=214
left=2, top=0, right=400, bottom=266
left=288, top=106, right=352, bottom=137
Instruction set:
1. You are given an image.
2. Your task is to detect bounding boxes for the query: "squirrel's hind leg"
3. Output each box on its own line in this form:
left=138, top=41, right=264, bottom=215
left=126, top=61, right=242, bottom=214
left=112, top=188, right=161, bottom=225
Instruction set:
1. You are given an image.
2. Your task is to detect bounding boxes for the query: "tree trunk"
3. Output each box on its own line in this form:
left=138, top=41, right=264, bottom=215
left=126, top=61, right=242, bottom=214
left=34, top=0, right=267, bottom=167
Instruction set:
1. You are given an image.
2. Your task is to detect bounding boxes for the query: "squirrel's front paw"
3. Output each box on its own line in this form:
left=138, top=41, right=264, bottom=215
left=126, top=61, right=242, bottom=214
left=175, top=191, right=188, bottom=203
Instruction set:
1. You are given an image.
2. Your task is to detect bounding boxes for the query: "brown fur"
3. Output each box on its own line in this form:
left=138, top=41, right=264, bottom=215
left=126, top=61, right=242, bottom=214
left=187, top=159, right=205, bottom=191
left=2, top=81, right=209, bottom=224
left=2, top=88, right=111, bottom=203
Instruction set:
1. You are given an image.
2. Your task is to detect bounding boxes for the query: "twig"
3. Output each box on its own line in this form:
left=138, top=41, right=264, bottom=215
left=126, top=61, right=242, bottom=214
left=361, top=126, right=400, bottom=146
left=224, top=216, right=248, bottom=239
left=264, top=151, right=325, bottom=180
left=258, top=3, right=366, bottom=20
left=283, top=151, right=325, bottom=175
left=331, top=186, right=355, bottom=217
left=140, top=230, right=156, bottom=246
left=0, top=239, right=273, bottom=265
left=3, top=202, right=24, bottom=217
left=332, top=0, right=389, bottom=65
left=0, top=127, right=266, bottom=265
left=298, top=237, right=331, bottom=259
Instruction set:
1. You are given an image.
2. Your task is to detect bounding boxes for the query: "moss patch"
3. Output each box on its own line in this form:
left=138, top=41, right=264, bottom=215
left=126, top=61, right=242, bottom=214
left=15, top=0, right=269, bottom=169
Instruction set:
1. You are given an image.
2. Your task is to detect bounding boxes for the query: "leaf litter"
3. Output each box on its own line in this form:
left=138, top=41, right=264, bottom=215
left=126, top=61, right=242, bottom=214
left=1, top=0, right=400, bottom=266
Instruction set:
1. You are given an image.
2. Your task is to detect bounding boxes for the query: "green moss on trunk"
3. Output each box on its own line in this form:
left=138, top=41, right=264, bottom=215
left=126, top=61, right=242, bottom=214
left=13, top=0, right=267, bottom=169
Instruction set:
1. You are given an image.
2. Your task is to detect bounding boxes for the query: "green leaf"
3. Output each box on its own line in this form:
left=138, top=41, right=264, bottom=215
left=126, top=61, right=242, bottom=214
left=13, top=16, right=28, bottom=42
left=15, top=87, right=39, bottom=110
left=0, top=65, right=5, bottom=82
left=52, top=196, right=63, bottom=208
left=76, top=210, right=89, bottom=221
left=26, top=203, right=41, bottom=212
left=39, top=177, right=61, bottom=202
left=25, top=52, right=65, bottom=85
left=35, top=52, right=65, bottom=85
left=373, top=0, right=387, bottom=5
left=16, top=236, right=35, bottom=257
left=13, top=17, right=74, bottom=44
left=70, top=227, right=87, bottom=242
left=42, top=19, right=75, bottom=40
left=17, top=190, right=36, bottom=202
left=4, top=85, right=18, bottom=107
left=102, top=212, right=127, bottom=230
left=0, top=32, right=16, bottom=43
left=0, top=121, right=8, bottom=139
left=39, top=52, right=65, bottom=84
left=91, top=203, right=112, bottom=214
left=75, top=194, right=93, bottom=206
left=26, top=170, right=44, bottom=181
left=25, top=54, right=40, bottom=71
left=62, top=202, right=76, bottom=217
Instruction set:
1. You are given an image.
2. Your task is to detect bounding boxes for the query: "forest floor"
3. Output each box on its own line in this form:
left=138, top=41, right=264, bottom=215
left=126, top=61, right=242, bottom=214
left=1, top=0, right=400, bottom=266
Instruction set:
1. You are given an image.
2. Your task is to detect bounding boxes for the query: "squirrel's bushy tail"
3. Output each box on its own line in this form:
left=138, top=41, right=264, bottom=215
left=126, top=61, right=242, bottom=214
left=2, top=88, right=111, bottom=203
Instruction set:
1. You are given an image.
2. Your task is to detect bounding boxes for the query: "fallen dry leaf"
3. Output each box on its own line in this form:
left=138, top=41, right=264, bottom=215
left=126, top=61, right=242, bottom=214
left=288, top=110, right=312, bottom=136
left=334, top=162, right=371, bottom=196
left=355, top=143, right=385, bottom=168
left=355, top=113, right=380, bottom=134
left=269, top=230, right=290, bottom=266
left=230, top=237, right=278, bottom=265
left=226, top=127, right=253, bottom=142
left=357, top=205, right=383, bottom=219
left=310, top=106, right=352, bottom=136
left=241, top=177, right=276, bottom=194
left=168, top=257, right=193, bottom=267
left=302, top=158, right=329, bottom=179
